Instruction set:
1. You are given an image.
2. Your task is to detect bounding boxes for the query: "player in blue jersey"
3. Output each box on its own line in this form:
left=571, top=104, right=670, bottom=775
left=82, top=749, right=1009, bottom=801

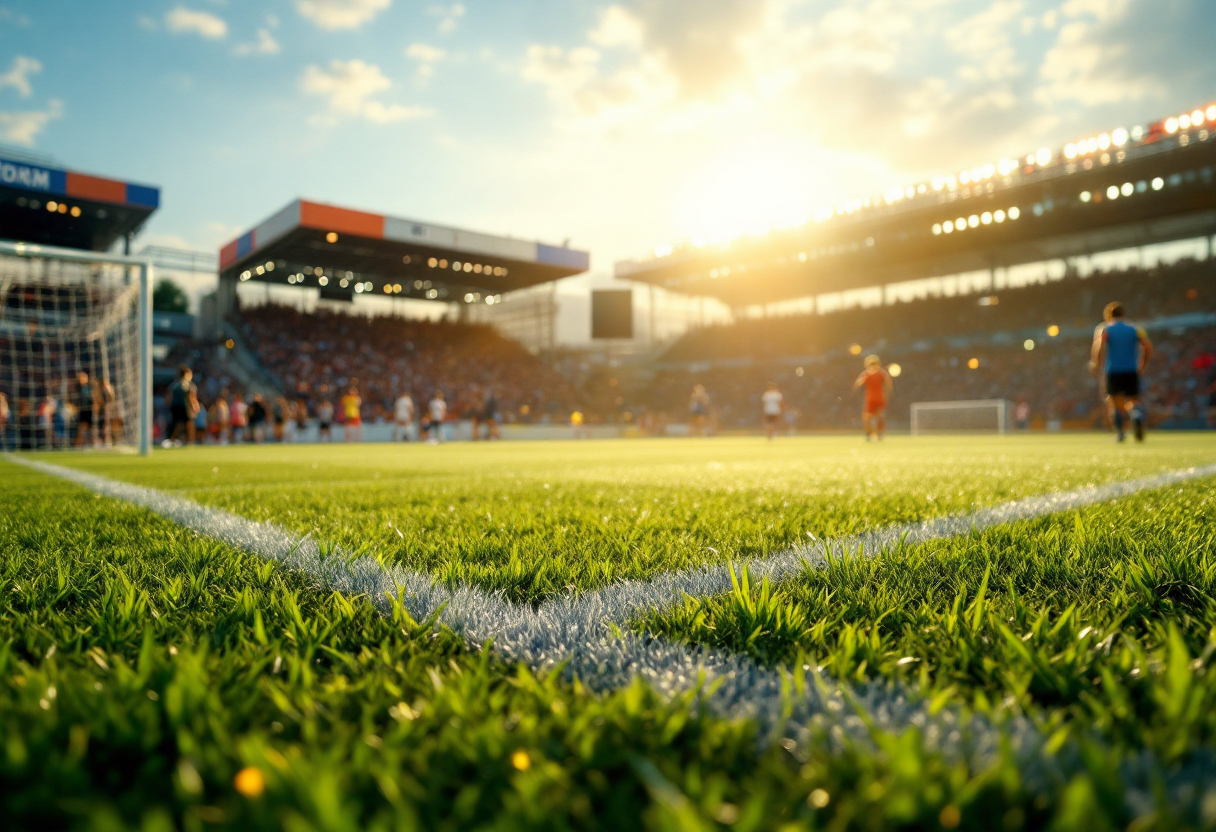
left=1090, top=302, right=1153, bottom=442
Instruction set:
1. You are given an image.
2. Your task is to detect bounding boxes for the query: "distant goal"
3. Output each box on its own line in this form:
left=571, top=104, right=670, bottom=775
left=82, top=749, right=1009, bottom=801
left=0, top=240, right=153, bottom=454
left=910, top=399, right=1008, bottom=436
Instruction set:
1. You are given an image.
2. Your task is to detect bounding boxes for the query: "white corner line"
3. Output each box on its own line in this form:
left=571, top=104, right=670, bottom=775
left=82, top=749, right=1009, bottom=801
left=8, top=454, right=1216, bottom=811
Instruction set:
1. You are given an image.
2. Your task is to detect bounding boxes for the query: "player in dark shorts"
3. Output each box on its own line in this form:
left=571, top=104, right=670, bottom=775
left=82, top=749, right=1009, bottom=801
left=74, top=371, right=94, bottom=448
left=166, top=366, right=195, bottom=446
left=1090, top=301, right=1153, bottom=442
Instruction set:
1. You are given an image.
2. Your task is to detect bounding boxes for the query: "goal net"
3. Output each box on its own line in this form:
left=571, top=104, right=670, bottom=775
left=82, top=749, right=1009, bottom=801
left=0, top=241, right=152, bottom=454
left=910, top=399, right=1008, bottom=436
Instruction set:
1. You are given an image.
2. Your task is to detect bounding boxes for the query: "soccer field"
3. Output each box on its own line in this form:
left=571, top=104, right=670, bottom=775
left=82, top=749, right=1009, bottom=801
left=4, top=434, right=1216, bottom=830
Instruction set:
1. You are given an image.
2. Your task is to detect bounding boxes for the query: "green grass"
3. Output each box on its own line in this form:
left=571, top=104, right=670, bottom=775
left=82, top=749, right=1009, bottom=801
left=4, top=434, right=1216, bottom=830
left=41, top=434, right=1216, bottom=604
left=642, top=480, right=1216, bottom=761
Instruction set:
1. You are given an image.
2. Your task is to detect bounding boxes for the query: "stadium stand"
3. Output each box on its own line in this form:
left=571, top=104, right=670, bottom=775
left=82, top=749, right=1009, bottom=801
left=232, top=302, right=584, bottom=425
left=643, top=259, right=1216, bottom=431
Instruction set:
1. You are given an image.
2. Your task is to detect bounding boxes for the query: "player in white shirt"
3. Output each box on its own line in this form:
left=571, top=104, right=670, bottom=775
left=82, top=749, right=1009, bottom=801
left=393, top=392, right=415, bottom=442
left=427, top=390, right=447, bottom=444
left=761, top=382, right=785, bottom=441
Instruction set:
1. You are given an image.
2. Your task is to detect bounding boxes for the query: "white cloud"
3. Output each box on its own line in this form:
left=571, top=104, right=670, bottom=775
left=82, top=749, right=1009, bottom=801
left=165, top=7, right=228, bottom=39
left=234, top=29, right=281, bottom=56
left=430, top=2, right=464, bottom=34
left=588, top=5, right=643, bottom=48
left=0, top=56, right=41, bottom=98
left=301, top=59, right=430, bottom=123
left=295, top=0, right=390, bottom=30
left=0, top=99, right=63, bottom=146
left=407, top=43, right=447, bottom=63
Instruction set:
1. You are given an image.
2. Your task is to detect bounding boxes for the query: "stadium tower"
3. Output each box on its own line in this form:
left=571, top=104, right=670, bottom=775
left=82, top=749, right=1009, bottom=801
left=0, top=148, right=161, bottom=452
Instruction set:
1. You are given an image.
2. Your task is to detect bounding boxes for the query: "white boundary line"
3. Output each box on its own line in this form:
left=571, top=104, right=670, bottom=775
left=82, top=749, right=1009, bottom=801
left=9, top=455, right=1216, bottom=812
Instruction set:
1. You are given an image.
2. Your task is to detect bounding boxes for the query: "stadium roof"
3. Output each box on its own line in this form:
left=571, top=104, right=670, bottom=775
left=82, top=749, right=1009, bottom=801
left=219, top=199, right=590, bottom=303
left=0, top=153, right=159, bottom=252
left=617, top=101, right=1216, bottom=307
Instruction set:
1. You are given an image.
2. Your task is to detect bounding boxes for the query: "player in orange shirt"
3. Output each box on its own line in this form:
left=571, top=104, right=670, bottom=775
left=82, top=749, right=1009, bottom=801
left=340, top=385, right=362, bottom=442
left=852, top=354, right=893, bottom=441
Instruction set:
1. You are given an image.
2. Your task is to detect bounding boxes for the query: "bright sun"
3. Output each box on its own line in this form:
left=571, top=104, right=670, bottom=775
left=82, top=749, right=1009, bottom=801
left=678, top=141, right=818, bottom=242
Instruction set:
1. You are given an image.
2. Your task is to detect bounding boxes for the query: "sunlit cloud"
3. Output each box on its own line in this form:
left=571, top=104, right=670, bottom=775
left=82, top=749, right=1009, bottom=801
left=301, top=59, right=430, bottom=124
left=295, top=0, right=390, bottom=31
left=165, top=7, right=228, bottom=40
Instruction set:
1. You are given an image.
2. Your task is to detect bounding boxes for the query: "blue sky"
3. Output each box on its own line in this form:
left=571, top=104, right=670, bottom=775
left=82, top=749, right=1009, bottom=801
left=2, top=0, right=1215, bottom=277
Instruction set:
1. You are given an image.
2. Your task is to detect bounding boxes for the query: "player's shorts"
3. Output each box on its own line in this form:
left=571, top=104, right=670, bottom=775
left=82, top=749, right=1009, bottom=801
left=78, top=409, right=93, bottom=427
left=1105, top=372, right=1139, bottom=398
left=863, top=399, right=887, bottom=415
left=764, top=413, right=780, bottom=426
left=346, top=417, right=362, bottom=427
left=318, top=421, right=331, bottom=430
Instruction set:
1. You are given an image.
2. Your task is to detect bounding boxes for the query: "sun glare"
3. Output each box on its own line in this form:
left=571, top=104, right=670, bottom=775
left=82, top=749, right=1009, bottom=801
left=679, top=144, right=818, bottom=240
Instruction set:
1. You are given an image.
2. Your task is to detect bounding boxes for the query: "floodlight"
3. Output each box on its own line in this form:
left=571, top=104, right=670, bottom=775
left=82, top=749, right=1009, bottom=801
left=956, top=217, right=967, bottom=230
left=1111, top=127, right=1129, bottom=147
left=932, top=223, right=942, bottom=235
left=888, top=363, right=902, bottom=377
left=1165, top=117, right=1179, bottom=133
left=1024, top=340, right=1034, bottom=350
left=1152, top=177, right=1164, bottom=190
left=981, top=212, right=992, bottom=225
left=1035, top=148, right=1052, bottom=166
left=1080, top=191, right=1091, bottom=202
left=325, top=232, right=338, bottom=243
left=1064, top=143, right=1078, bottom=159
left=968, top=215, right=979, bottom=228
left=1097, top=133, right=1111, bottom=150
left=943, top=220, right=954, bottom=233
left=1192, top=109, right=1204, bottom=125
left=967, top=358, right=980, bottom=369
left=1106, top=185, right=1119, bottom=199
left=1207, top=105, right=1216, bottom=122
left=1179, top=114, right=1192, bottom=129
left=1008, top=206, right=1020, bottom=219
left=1120, top=182, right=1133, bottom=196
left=1047, top=325, right=1059, bottom=337
left=994, top=209, right=1005, bottom=222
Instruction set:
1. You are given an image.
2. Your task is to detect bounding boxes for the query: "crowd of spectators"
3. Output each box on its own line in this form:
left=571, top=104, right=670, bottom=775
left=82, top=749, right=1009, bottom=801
left=641, top=260, right=1216, bottom=431
left=664, top=258, right=1214, bottom=364
left=233, top=303, right=583, bottom=426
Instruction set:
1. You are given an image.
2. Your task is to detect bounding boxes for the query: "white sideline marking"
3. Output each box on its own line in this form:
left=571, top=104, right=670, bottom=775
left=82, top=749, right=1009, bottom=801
left=10, top=455, right=1216, bottom=810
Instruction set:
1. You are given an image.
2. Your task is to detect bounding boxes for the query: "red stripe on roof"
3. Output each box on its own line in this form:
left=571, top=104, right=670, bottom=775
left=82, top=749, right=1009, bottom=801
left=219, top=239, right=239, bottom=268
left=65, top=172, right=127, bottom=205
left=299, top=200, right=384, bottom=239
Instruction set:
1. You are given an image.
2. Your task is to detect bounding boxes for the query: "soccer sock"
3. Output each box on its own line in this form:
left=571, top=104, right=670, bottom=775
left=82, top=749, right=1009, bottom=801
left=1113, top=409, right=1125, bottom=435
left=1132, top=405, right=1144, bottom=425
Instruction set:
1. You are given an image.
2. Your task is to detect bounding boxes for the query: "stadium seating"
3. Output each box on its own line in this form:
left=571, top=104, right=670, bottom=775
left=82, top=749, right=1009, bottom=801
left=643, top=260, right=1216, bottom=431
left=233, top=303, right=583, bottom=424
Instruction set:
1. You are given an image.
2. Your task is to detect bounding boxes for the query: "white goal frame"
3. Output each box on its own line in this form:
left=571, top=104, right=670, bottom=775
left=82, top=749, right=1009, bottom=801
left=0, top=240, right=154, bottom=455
left=910, top=398, right=1007, bottom=437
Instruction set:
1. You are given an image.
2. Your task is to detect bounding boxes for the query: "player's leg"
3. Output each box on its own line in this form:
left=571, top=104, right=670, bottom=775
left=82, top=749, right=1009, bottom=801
left=876, top=406, right=886, bottom=440
left=1109, top=393, right=1126, bottom=440
left=1129, top=394, right=1145, bottom=442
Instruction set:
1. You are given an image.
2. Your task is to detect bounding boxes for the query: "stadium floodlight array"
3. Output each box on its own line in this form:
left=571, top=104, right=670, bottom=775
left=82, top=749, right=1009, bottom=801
left=0, top=241, right=152, bottom=454
left=910, top=398, right=1008, bottom=437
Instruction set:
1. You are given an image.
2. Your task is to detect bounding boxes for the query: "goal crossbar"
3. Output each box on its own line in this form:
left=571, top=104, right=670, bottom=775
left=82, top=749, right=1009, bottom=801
left=910, top=398, right=1007, bottom=436
left=0, top=240, right=154, bottom=455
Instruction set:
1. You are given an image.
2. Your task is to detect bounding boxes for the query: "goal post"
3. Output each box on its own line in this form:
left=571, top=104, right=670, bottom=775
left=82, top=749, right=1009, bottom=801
left=0, top=240, right=153, bottom=455
left=910, top=398, right=1008, bottom=436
